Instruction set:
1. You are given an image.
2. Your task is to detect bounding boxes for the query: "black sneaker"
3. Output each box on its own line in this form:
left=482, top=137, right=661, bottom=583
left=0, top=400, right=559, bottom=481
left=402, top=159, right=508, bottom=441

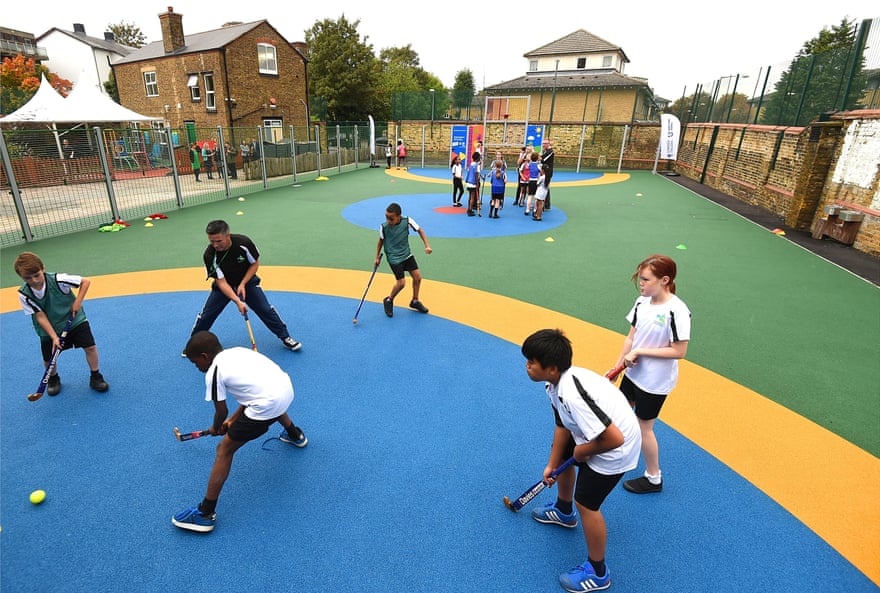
left=279, top=426, right=308, bottom=447
left=409, top=300, right=429, bottom=314
left=47, top=374, right=61, bottom=396
left=383, top=297, right=394, bottom=317
left=89, top=372, right=109, bottom=392
left=623, top=476, right=662, bottom=494
left=282, top=337, right=302, bottom=351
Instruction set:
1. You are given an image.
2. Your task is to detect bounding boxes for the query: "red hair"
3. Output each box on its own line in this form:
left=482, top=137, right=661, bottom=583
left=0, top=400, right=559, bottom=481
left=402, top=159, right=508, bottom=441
left=632, top=254, right=678, bottom=294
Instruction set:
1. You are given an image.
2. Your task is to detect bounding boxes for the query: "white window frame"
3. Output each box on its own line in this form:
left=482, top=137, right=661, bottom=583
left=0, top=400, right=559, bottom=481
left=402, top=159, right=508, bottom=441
left=258, top=43, right=278, bottom=75
left=577, top=57, right=586, bottom=69
left=204, top=73, right=216, bottom=110
left=529, top=60, right=538, bottom=72
left=263, top=118, right=283, bottom=142
left=187, top=74, right=201, bottom=101
left=144, top=71, right=158, bottom=97
left=602, top=55, right=613, bottom=68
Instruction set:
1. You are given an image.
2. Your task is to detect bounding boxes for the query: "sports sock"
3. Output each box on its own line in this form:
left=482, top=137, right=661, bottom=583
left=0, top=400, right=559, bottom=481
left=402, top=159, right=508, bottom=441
left=556, top=499, right=573, bottom=515
left=589, top=558, right=606, bottom=578
left=199, top=498, right=217, bottom=515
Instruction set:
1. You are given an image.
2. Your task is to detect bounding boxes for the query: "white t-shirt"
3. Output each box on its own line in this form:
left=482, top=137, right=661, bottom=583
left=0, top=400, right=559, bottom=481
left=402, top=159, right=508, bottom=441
left=625, top=294, right=692, bottom=394
left=546, top=367, right=641, bottom=476
left=205, top=347, right=294, bottom=420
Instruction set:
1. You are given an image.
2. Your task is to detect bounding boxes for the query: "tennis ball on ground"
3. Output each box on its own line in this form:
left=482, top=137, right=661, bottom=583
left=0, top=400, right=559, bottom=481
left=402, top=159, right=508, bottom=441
left=238, top=196, right=245, bottom=201
left=30, top=490, right=46, bottom=505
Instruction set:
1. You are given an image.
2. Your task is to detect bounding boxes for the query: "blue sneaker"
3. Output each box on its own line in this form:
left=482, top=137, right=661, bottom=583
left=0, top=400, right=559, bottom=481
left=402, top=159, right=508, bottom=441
left=559, top=563, right=611, bottom=592
left=172, top=506, right=215, bottom=533
left=279, top=426, right=308, bottom=447
left=531, top=501, right=578, bottom=528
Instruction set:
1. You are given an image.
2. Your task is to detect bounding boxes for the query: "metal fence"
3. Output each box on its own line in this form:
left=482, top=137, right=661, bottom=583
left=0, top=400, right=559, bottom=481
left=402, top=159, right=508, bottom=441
left=671, top=17, right=878, bottom=125
left=0, top=123, right=379, bottom=247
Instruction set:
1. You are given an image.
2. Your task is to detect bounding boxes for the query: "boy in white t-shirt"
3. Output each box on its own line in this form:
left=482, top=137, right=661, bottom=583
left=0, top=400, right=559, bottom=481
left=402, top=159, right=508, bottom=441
left=522, top=329, right=641, bottom=592
left=173, top=331, right=308, bottom=533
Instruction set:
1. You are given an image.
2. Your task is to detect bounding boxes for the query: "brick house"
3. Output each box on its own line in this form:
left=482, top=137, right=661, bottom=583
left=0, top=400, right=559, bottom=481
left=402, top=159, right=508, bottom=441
left=112, top=7, right=308, bottom=140
left=484, top=29, right=661, bottom=124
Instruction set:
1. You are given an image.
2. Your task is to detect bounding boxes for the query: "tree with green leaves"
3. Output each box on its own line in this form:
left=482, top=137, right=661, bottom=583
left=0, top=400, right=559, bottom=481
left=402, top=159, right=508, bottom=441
left=452, top=69, right=475, bottom=119
left=760, top=18, right=867, bottom=126
left=379, top=45, right=447, bottom=121
left=304, top=16, right=379, bottom=121
left=107, top=21, right=147, bottom=48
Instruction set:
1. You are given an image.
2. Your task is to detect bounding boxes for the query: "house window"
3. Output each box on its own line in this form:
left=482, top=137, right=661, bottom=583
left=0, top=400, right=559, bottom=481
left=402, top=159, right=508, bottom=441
left=187, top=74, right=201, bottom=101
left=144, top=71, right=158, bottom=97
left=529, top=60, right=538, bottom=72
left=263, top=118, right=283, bottom=142
left=258, top=43, right=278, bottom=75
left=603, top=55, right=613, bottom=68
left=204, top=73, right=216, bottom=110
left=577, top=57, right=586, bottom=69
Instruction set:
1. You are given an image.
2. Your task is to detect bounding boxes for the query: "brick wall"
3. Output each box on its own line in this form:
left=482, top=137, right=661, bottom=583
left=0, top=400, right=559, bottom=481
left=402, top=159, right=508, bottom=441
left=676, top=113, right=880, bottom=257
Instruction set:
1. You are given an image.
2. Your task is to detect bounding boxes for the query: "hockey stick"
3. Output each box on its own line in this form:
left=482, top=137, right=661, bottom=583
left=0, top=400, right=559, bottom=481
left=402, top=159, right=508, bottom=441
left=27, top=314, right=75, bottom=402
left=604, top=362, right=626, bottom=382
left=244, top=312, right=257, bottom=351
left=503, top=456, right=576, bottom=512
left=353, top=253, right=383, bottom=325
left=173, top=426, right=214, bottom=442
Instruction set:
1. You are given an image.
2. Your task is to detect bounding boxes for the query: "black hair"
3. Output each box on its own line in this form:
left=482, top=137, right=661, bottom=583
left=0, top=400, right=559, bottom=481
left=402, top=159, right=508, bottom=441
left=521, top=329, right=572, bottom=373
left=386, top=202, right=402, bottom=215
left=472, top=151, right=481, bottom=162
left=205, top=220, right=229, bottom=235
left=185, top=331, right=224, bottom=358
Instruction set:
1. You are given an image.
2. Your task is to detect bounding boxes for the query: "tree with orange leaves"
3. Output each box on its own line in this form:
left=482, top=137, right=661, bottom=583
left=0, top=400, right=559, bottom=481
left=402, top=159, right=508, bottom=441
left=0, top=55, right=73, bottom=115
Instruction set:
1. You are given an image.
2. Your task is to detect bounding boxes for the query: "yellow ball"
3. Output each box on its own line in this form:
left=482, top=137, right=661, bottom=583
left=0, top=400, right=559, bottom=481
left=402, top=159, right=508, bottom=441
left=29, top=489, right=46, bottom=505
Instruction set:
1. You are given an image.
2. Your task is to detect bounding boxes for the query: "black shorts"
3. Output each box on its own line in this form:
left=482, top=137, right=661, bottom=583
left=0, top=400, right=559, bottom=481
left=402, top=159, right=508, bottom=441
left=561, top=435, right=624, bottom=511
left=226, top=412, right=283, bottom=443
left=491, top=192, right=504, bottom=201
left=528, top=180, right=538, bottom=194
left=389, top=255, right=419, bottom=280
left=619, top=374, right=668, bottom=420
left=40, top=321, right=97, bottom=361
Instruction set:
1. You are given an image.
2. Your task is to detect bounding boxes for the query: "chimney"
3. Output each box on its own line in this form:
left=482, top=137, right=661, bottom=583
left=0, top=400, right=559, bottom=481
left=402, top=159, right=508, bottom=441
left=159, top=6, right=185, bottom=54
left=73, top=23, right=86, bottom=35
left=104, top=32, right=116, bottom=42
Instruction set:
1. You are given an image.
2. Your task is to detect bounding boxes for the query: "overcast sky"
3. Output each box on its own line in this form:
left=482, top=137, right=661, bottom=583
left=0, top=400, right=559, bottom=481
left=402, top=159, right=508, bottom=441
left=8, top=1, right=879, bottom=100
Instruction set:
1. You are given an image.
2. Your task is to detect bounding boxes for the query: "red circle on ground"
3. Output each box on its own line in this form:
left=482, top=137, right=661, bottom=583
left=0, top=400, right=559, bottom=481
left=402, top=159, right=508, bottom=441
left=434, top=206, right=468, bottom=214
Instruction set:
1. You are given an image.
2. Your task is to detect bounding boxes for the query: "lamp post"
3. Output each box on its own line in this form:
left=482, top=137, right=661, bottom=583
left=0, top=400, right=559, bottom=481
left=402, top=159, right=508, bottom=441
left=429, top=88, right=435, bottom=138
left=549, top=59, right=560, bottom=132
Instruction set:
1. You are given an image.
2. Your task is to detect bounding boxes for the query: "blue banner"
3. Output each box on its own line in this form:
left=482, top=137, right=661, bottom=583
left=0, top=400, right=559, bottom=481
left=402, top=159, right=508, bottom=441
left=450, top=125, right=468, bottom=166
left=525, top=125, right=544, bottom=152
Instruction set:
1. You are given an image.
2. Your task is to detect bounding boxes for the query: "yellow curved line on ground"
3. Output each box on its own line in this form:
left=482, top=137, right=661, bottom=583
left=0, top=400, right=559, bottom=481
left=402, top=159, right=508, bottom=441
left=2, top=266, right=877, bottom=584
left=386, top=167, right=630, bottom=186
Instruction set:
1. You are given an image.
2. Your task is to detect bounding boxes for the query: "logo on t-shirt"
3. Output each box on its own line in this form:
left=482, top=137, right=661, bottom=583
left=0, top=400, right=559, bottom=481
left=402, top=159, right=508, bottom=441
left=653, top=313, right=667, bottom=326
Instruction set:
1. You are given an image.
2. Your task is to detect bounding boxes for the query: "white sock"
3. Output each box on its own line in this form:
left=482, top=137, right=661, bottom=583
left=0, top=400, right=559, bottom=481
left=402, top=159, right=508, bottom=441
left=645, top=470, right=662, bottom=485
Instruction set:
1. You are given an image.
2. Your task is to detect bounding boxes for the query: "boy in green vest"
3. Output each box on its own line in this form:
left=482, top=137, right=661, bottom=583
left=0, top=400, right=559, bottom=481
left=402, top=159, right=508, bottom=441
left=15, top=252, right=109, bottom=396
left=374, top=202, right=432, bottom=317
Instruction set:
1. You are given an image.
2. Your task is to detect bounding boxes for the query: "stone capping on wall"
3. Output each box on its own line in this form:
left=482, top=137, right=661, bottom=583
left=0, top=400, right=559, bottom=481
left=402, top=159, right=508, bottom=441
left=834, top=200, right=880, bottom=217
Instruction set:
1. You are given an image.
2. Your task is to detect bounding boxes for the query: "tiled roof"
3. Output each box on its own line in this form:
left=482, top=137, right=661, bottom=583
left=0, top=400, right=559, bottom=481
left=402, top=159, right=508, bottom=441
left=524, top=29, right=629, bottom=63
left=38, top=28, right=132, bottom=55
left=486, top=71, right=648, bottom=92
left=112, top=20, right=266, bottom=64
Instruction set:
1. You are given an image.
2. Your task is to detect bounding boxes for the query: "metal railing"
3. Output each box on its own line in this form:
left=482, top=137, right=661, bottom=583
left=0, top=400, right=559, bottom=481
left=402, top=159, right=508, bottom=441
left=0, top=123, right=374, bottom=247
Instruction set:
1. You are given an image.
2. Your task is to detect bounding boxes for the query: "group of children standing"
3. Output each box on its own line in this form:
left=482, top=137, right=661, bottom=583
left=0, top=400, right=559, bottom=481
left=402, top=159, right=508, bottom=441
left=451, top=143, right=552, bottom=220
